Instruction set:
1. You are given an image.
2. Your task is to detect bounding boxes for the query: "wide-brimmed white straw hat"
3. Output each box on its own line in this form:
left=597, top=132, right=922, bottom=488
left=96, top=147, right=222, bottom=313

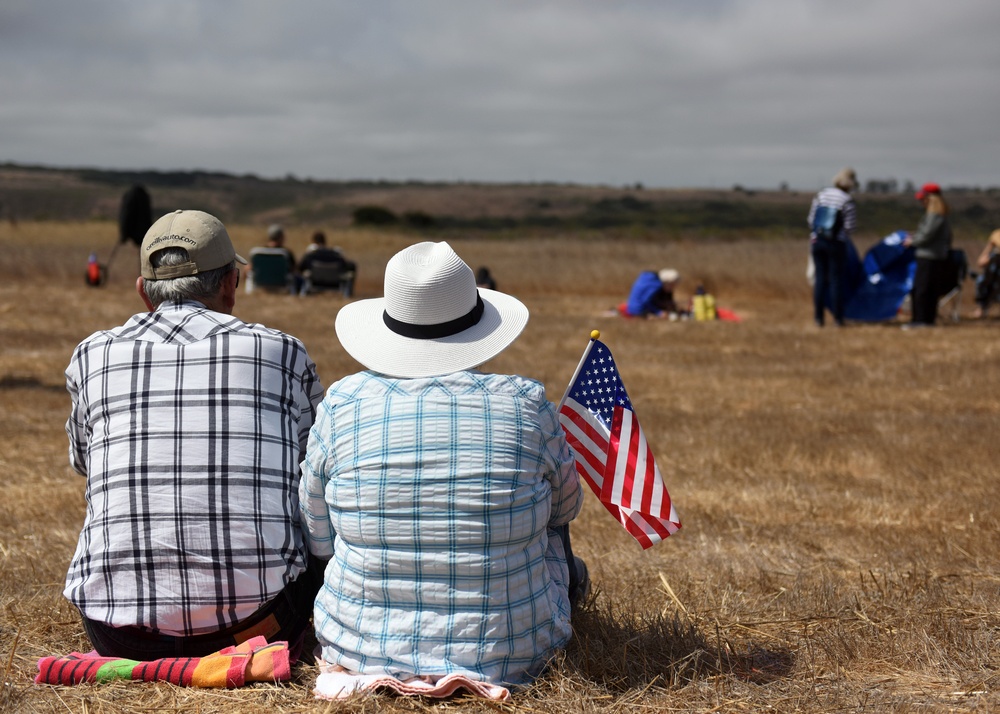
left=335, top=241, right=529, bottom=378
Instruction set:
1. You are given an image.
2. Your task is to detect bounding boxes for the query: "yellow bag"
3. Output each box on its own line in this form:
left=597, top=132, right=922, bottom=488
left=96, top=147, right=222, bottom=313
left=692, top=288, right=717, bottom=321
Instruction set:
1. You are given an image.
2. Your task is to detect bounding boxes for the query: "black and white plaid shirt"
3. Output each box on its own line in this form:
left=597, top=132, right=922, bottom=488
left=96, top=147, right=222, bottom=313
left=64, top=300, right=324, bottom=636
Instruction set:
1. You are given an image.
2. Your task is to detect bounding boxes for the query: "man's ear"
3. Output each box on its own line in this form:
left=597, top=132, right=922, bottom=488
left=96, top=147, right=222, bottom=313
left=136, top=277, right=155, bottom=311
left=220, top=268, right=238, bottom=312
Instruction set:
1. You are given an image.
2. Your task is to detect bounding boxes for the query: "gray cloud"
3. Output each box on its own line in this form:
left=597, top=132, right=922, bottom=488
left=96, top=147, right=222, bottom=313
left=2, top=0, right=998, bottom=190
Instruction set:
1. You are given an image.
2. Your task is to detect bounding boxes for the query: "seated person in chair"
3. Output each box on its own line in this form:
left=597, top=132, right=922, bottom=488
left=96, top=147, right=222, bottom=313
left=972, top=229, right=1000, bottom=319
left=246, top=224, right=301, bottom=294
left=298, top=231, right=357, bottom=296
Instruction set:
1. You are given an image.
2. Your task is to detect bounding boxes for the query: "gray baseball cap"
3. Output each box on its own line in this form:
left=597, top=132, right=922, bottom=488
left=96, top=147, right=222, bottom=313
left=140, top=210, right=247, bottom=279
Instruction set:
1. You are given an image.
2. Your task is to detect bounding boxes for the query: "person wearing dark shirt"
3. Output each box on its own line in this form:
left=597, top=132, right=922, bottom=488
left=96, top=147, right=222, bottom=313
left=903, top=183, right=953, bottom=327
left=475, top=266, right=497, bottom=290
left=298, top=231, right=357, bottom=296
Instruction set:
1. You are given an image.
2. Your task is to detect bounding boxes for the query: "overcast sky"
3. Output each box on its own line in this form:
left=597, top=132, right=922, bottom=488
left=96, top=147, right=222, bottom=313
left=3, top=1, right=998, bottom=191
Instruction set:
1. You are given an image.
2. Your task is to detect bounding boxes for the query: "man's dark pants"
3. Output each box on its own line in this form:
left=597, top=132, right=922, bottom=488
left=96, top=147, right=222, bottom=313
left=911, top=257, right=948, bottom=325
left=81, top=557, right=325, bottom=661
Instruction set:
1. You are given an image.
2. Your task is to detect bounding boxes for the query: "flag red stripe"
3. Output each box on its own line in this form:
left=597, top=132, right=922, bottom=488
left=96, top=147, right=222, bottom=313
left=639, top=440, right=655, bottom=515
left=624, top=411, right=641, bottom=506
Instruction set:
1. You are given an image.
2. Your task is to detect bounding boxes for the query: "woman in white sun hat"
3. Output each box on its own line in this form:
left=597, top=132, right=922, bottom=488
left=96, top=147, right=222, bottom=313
left=299, top=241, right=589, bottom=692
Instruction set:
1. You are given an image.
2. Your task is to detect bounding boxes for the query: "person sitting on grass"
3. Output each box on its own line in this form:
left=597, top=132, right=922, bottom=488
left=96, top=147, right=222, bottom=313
left=299, top=241, right=589, bottom=693
left=621, top=268, right=682, bottom=318
left=64, top=210, right=325, bottom=661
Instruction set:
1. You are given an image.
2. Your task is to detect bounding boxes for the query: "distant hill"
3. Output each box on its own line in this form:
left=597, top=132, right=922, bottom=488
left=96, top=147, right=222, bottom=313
left=2, top=162, right=998, bottom=238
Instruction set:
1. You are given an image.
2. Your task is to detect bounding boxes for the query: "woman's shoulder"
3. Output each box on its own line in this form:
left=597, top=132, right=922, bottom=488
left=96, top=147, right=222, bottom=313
left=476, top=371, right=546, bottom=396
left=324, top=370, right=546, bottom=400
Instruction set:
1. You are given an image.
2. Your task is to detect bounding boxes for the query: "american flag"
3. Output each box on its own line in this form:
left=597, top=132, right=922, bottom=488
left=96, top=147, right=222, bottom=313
left=558, top=336, right=680, bottom=549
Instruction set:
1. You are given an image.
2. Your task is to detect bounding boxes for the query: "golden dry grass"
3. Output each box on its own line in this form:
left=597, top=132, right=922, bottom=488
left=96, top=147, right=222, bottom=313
left=2, top=221, right=1000, bottom=712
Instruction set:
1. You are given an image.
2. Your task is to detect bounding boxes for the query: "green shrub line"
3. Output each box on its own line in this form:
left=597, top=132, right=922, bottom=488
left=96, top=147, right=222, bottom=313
left=2, top=163, right=998, bottom=238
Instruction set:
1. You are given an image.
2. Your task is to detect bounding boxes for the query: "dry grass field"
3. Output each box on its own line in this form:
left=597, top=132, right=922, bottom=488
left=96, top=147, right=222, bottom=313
left=2, top=220, right=999, bottom=713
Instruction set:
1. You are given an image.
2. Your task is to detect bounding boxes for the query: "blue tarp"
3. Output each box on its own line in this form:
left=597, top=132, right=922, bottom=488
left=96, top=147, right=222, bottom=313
left=842, top=231, right=916, bottom=322
left=815, top=231, right=915, bottom=322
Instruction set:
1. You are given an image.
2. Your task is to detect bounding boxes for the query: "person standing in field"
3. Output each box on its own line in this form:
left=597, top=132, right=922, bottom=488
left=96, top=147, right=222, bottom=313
left=299, top=241, right=588, bottom=694
left=904, top=183, right=954, bottom=327
left=64, top=210, right=325, bottom=660
left=118, top=184, right=153, bottom=247
left=807, top=167, right=859, bottom=327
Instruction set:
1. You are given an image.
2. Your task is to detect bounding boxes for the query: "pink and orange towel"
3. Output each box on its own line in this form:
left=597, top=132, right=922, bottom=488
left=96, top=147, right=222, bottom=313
left=35, top=635, right=290, bottom=688
left=313, top=662, right=511, bottom=701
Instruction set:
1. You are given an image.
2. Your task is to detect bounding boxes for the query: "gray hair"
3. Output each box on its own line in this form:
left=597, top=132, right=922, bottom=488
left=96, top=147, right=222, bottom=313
left=143, top=247, right=235, bottom=306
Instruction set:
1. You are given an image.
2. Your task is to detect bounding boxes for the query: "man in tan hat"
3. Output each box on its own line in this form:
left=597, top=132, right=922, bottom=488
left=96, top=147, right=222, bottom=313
left=299, top=241, right=588, bottom=694
left=64, top=210, right=325, bottom=660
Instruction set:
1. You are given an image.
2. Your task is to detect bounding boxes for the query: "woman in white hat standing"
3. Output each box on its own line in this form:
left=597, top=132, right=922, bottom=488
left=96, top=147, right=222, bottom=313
left=299, top=241, right=589, bottom=694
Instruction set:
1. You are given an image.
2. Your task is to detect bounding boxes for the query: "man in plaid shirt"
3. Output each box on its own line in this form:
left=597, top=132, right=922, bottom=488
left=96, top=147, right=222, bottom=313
left=64, top=210, right=324, bottom=660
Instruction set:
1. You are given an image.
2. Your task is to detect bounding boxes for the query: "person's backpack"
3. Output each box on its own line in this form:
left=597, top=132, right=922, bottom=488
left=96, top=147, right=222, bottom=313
left=811, top=205, right=843, bottom=241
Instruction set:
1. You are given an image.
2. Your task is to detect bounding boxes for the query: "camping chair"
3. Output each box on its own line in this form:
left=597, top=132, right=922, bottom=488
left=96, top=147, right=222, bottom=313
left=301, top=259, right=356, bottom=297
left=937, top=249, right=968, bottom=323
left=246, top=248, right=293, bottom=294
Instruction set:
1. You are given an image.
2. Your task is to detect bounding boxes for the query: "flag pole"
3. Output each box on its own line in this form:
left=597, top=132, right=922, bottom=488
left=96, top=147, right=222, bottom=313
left=557, top=329, right=600, bottom=412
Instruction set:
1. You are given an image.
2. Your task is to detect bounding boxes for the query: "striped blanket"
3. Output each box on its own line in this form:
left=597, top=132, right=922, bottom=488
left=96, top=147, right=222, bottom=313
left=35, top=636, right=290, bottom=688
